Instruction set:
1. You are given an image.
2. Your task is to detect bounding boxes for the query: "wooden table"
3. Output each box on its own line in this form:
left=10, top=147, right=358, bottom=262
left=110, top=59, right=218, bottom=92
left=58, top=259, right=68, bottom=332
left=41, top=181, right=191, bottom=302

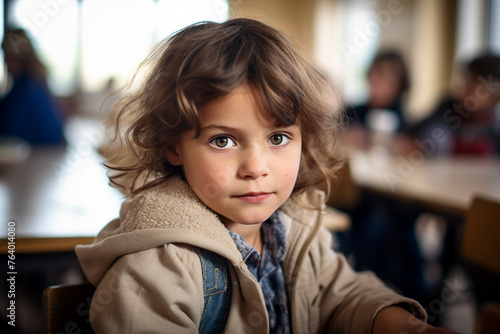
left=349, top=147, right=500, bottom=216
left=0, top=139, right=123, bottom=254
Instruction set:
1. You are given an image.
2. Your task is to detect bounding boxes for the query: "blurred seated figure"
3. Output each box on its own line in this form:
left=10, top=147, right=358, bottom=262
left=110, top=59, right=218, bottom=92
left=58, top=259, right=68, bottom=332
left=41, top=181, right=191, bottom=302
left=0, top=29, right=65, bottom=145
left=336, top=50, right=432, bottom=313
left=399, top=53, right=500, bottom=324
left=408, top=53, right=500, bottom=156
left=344, top=50, right=410, bottom=150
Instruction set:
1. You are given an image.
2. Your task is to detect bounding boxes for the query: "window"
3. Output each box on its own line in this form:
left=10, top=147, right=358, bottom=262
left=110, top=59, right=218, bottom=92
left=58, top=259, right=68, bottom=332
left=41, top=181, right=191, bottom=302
left=5, top=0, right=228, bottom=96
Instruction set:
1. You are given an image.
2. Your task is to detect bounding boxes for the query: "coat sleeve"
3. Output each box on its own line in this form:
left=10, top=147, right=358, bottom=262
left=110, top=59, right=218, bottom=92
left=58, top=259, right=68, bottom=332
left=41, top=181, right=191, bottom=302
left=89, top=244, right=204, bottom=334
left=315, top=227, right=427, bottom=333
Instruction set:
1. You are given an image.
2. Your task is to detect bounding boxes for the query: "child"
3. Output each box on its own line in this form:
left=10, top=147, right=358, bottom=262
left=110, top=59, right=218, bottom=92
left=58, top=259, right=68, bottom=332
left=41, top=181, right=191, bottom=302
left=1, top=29, right=66, bottom=145
left=76, top=19, right=455, bottom=333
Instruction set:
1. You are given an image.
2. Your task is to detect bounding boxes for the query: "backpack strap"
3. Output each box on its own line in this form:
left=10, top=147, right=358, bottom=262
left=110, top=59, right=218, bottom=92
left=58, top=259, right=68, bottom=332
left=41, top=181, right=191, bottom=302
left=193, top=247, right=231, bottom=334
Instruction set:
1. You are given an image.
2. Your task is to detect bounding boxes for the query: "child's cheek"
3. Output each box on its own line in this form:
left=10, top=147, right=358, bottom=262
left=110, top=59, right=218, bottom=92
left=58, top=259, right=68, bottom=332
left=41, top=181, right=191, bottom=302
left=204, top=158, right=238, bottom=189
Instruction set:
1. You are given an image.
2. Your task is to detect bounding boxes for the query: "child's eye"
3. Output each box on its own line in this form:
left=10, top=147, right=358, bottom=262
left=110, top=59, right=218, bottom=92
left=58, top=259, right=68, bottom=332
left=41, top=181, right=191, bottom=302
left=268, top=133, right=290, bottom=146
left=210, top=136, right=236, bottom=149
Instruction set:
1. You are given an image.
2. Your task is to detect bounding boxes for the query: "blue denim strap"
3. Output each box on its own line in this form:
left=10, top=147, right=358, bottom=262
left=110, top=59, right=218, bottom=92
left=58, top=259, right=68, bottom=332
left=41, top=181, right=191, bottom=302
left=194, top=247, right=231, bottom=334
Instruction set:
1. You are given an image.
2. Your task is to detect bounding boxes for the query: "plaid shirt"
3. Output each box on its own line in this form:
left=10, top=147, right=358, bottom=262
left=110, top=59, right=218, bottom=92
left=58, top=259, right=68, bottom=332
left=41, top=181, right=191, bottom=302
left=227, top=212, right=291, bottom=333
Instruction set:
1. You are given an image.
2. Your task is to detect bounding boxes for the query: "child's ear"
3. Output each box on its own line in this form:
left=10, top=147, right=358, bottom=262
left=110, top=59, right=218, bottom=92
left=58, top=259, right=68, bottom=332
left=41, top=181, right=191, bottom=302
left=165, top=144, right=183, bottom=166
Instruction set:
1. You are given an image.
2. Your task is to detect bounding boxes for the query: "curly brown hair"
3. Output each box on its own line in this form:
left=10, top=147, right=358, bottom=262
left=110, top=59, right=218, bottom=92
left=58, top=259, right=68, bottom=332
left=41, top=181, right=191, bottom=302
left=103, top=18, right=343, bottom=202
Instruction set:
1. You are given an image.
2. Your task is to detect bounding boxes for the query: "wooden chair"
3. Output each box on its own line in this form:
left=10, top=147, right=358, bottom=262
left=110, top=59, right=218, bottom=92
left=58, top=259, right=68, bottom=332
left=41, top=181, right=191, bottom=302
left=43, top=283, right=96, bottom=334
left=461, top=196, right=500, bottom=276
left=475, top=302, right=500, bottom=334
left=326, top=161, right=360, bottom=211
left=460, top=196, right=500, bottom=332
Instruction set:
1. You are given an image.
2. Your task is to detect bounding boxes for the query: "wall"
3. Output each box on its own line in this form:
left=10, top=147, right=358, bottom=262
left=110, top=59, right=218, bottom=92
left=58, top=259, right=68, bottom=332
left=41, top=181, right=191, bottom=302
left=229, top=0, right=317, bottom=61
left=230, top=0, right=463, bottom=120
left=407, top=0, right=457, bottom=120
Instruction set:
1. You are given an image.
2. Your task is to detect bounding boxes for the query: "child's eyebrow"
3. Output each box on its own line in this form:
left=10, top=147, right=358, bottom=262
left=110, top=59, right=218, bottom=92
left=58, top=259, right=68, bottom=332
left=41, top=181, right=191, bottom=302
left=199, top=123, right=298, bottom=134
left=199, top=125, right=238, bottom=134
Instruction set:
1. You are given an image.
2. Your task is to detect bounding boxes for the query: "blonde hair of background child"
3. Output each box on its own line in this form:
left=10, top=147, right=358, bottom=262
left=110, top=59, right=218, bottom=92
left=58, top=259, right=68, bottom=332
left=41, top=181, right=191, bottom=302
left=103, top=18, right=344, bottom=204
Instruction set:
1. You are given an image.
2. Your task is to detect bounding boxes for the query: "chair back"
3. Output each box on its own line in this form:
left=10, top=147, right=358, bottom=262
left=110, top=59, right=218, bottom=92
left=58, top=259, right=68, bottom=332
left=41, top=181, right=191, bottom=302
left=461, top=196, right=500, bottom=275
left=43, top=283, right=95, bottom=334
left=475, top=302, right=500, bottom=334
left=327, top=161, right=360, bottom=211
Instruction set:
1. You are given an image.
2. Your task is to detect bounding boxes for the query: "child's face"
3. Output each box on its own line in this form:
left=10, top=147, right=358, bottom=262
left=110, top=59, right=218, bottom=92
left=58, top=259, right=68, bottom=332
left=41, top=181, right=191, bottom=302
left=167, top=84, right=302, bottom=228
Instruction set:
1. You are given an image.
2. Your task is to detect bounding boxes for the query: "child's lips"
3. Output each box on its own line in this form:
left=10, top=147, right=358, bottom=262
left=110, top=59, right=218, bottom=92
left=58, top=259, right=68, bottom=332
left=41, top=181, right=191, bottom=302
left=233, top=192, right=272, bottom=204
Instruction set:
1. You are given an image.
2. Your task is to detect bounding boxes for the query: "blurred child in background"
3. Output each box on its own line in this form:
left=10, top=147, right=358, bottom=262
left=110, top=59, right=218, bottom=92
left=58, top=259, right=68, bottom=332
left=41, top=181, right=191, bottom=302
left=0, top=29, right=65, bottom=145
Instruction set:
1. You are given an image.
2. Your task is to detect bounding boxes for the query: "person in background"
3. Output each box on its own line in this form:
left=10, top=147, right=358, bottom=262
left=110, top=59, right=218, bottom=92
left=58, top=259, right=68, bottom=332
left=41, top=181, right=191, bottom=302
left=406, top=53, right=500, bottom=320
left=0, top=29, right=65, bottom=145
left=343, top=50, right=410, bottom=149
left=336, top=50, right=432, bottom=317
left=408, top=53, right=500, bottom=156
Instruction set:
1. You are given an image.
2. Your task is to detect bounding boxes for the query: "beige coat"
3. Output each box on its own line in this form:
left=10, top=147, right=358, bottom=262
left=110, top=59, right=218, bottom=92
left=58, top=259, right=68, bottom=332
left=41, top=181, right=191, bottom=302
left=76, top=176, right=426, bottom=333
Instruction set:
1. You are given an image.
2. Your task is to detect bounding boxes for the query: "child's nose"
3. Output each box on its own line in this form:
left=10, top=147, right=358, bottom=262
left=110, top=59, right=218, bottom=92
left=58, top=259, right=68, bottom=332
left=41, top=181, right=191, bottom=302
left=237, top=148, right=270, bottom=179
